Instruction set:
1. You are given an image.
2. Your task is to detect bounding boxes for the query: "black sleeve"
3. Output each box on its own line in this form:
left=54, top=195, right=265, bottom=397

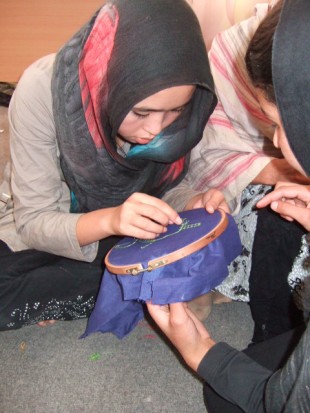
left=265, top=322, right=310, bottom=413
left=197, top=343, right=272, bottom=413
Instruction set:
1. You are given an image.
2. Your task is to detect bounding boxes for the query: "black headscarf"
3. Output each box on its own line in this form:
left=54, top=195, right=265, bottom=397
left=52, top=0, right=216, bottom=212
left=273, top=0, right=310, bottom=176
left=270, top=0, right=310, bottom=317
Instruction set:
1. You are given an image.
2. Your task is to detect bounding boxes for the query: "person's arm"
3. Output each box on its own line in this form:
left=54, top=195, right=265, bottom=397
left=252, top=158, right=310, bottom=185
left=163, top=178, right=231, bottom=214
left=147, top=302, right=271, bottom=413
left=264, top=320, right=310, bottom=412
left=164, top=11, right=284, bottom=216
left=183, top=188, right=230, bottom=213
left=162, top=179, right=203, bottom=212
left=190, top=0, right=275, bottom=51
left=146, top=302, right=215, bottom=370
left=9, top=56, right=90, bottom=261
left=204, top=10, right=284, bottom=196
left=198, top=344, right=270, bottom=413
left=10, top=56, right=182, bottom=260
left=75, top=192, right=182, bottom=246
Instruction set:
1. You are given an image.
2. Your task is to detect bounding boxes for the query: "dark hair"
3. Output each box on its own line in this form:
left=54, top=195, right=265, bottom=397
left=245, top=0, right=283, bottom=103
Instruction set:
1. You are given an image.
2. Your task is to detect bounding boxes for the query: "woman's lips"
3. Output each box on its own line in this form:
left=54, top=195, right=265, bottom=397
left=135, top=137, right=153, bottom=145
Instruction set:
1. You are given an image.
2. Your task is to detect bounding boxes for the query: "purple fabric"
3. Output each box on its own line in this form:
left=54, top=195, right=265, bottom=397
left=82, top=209, right=242, bottom=339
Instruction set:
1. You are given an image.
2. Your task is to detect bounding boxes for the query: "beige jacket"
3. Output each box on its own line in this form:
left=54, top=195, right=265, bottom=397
left=0, top=54, right=98, bottom=262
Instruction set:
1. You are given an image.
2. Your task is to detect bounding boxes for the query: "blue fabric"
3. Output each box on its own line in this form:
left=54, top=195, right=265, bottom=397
left=82, top=209, right=242, bottom=339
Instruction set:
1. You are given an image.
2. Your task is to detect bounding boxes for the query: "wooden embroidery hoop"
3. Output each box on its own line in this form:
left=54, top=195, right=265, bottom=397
left=105, top=209, right=228, bottom=276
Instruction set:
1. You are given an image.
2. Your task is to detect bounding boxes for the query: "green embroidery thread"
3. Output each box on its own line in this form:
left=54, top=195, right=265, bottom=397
left=114, top=218, right=202, bottom=250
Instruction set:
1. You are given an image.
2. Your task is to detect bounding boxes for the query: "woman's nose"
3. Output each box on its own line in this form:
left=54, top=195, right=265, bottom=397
left=143, top=114, right=164, bottom=136
left=273, top=129, right=279, bottom=148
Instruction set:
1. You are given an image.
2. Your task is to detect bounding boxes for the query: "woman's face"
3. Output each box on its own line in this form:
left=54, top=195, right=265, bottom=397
left=117, top=85, right=195, bottom=146
left=256, top=88, right=306, bottom=176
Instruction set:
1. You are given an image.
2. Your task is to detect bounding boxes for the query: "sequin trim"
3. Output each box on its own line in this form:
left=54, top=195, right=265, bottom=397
left=6, top=296, right=95, bottom=329
left=216, top=184, right=270, bottom=302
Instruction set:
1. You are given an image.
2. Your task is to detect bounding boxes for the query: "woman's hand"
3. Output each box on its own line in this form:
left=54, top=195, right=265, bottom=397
left=110, top=192, right=182, bottom=239
left=185, top=188, right=230, bottom=213
left=76, top=193, right=182, bottom=245
left=146, top=301, right=216, bottom=371
left=256, top=183, right=310, bottom=231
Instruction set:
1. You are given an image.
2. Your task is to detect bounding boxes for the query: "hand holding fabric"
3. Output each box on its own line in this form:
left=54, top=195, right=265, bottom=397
left=146, top=301, right=216, bottom=371
left=256, top=183, right=310, bottom=231
left=185, top=188, right=230, bottom=214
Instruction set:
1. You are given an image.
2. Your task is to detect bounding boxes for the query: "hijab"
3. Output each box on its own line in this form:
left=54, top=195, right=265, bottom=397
left=272, top=0, right=310, bottom=176
left=52, top=0, right=216, bottom=212
left=271, top=1, right=310, bottom=302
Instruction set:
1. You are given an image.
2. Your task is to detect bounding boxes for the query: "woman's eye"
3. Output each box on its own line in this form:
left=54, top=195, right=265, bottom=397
left=172, top=107, right=185, bottom=113
left=132, top=111, right=149, bottom=118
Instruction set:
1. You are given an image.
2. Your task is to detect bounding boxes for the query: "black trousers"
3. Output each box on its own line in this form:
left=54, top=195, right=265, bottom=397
left=249, top=208, right=305, bottom=342
left=0, top=237, right=119, bottom=330
left=203, top=324, right=306, bottom=413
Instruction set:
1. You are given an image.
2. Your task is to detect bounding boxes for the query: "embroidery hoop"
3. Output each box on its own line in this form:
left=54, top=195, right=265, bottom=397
left=105, top=208, right=228, bottom=276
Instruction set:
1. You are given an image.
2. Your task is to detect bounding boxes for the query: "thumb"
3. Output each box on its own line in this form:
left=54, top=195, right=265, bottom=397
left=270, top=200, right=309, bottom=229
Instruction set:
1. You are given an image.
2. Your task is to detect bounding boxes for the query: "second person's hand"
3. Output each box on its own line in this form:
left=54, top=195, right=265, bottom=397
left=256, top=183, right=310, bottom=231
left=147, top=301, right=216, bottom=371
left=185, top=188, right=230, bottom=214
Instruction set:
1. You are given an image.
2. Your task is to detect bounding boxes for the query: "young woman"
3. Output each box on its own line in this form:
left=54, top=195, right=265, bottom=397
left=0, top=0, right=217, bottom=330
left=147, top=0, right=310, bottom=411
left=165, top=0, right=308, bottom=341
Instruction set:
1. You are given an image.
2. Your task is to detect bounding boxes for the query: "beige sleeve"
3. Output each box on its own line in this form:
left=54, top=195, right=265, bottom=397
left=162, top=180, right=202, bottom=212
left=8, top=55, right=98, bottom=261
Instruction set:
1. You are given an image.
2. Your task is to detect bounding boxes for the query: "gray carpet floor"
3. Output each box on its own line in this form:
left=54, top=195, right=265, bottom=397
left=0, top=302, right=253, bottom=413
left=0, top=106, right=254, bottom=413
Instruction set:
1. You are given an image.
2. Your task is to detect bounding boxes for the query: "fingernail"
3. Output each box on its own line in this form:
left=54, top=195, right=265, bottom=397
left=271, top=201, right=278, bottom=210
left=175, top=216, right=182, bottom=225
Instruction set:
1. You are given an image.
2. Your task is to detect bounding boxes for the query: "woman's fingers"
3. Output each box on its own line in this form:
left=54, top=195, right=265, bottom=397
left=128, top=193, right=182, bottom=225
left=188, top=189, right=230, bottom=213
left=257, top=184, right=310, bottom=208
left=269, top=200, right=310, bottom=231
left=114, top=193, right=183, bottom=238
left=147, top=302, right=215, bottom=371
